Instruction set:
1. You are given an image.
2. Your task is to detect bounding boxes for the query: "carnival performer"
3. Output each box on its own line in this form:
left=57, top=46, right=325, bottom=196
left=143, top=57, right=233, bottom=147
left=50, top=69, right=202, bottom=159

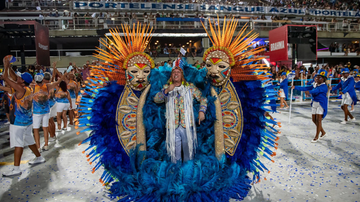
left=30, top=64, right=67, bottom=152
left=292, top=69, right=328, bottom=142
left=279, top=72, right=289, bottom=109
left=76, top=19, right=278, bottom=201
left=154, top=66, right=207, bottom=163
left=2, top=55, right=45, bottom=177
left=0, top=81, right=13, bottom=123
left=66, top=73, right=78, bottom=126
left=351, top=70, right=359, bottom=112
left=355, top=73, right=360, bottom=102
left=55, top=81, right=73, bottom=131
left=332, top=68, right=357, bottom=124
left=43, top=72, right=57, bottom=142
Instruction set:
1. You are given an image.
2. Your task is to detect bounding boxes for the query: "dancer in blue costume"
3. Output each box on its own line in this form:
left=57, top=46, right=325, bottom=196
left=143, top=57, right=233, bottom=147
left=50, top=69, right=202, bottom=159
left=292, top=69, right=328, bottom=143
left=332, top=68, right=357, bottom=124
left=278, top=72, right=289, bottom=109
left=351, top=70, right=359, bottom=112
left=77, top=18, right=279, bottom=201
left=355, top=74, right=360, bottom=100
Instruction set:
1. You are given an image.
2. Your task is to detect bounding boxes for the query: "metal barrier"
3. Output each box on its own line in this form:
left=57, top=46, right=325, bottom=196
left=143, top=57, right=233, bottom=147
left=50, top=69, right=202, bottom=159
left=272, top=78, right=341, bottom=101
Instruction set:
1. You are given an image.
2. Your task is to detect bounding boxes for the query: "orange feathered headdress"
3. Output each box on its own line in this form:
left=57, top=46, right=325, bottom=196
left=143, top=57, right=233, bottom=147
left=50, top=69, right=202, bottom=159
left=90, top=22, right=154, bottom=85
left=202, top=16, right=268, bottom=81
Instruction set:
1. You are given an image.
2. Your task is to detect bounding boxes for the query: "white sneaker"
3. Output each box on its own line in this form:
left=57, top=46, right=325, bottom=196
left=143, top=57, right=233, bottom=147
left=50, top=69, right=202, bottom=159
left=350, top=109, right=355, bottom=112
left=4, top=121, right=10, bottom=125
left=42, top=145, right=49, bottom=151
left=350, top=117, right=356, bottom=122
left=56, top=128, right=62, bottom=132
left=340, top=120, right=347, bottom=124
left=49, top=136, right=57, bottom=142
left=29, top=156, right=46, bottom=165
left=66, top=127, right=71, bottom=131
left=54, top=140, right=62, bottom=148
left=2, top=169, right=22, bottom=177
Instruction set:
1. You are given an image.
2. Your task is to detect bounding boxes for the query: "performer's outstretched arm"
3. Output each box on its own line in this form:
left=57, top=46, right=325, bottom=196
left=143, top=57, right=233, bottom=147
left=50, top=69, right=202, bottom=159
left=332, top=82, right=341, bottom=91
left=341, top=77, right=355, bottom=94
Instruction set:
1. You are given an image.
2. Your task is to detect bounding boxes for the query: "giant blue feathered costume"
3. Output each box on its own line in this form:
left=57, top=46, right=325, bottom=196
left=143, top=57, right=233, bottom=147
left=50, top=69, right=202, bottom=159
left=77, top=18, right=280, bottom=201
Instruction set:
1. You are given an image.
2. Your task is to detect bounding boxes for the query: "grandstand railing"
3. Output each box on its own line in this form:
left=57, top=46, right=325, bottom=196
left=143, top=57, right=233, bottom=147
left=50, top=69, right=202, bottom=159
left=6, top=0, right=70, bottom=10
left=2, top=16, right=358, bottom=32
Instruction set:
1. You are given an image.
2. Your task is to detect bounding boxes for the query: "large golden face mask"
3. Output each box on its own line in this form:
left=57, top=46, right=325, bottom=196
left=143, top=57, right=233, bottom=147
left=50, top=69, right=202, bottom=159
left=126, top=65, right=151, bottom=91
left=205, top=50, right=232, bottom=86
left=124, top=53, right=154, bottom=91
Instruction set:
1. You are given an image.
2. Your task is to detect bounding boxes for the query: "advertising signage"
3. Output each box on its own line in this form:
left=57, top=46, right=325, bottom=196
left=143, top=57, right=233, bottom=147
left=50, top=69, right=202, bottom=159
left=73, top=1, right=360, bottom=18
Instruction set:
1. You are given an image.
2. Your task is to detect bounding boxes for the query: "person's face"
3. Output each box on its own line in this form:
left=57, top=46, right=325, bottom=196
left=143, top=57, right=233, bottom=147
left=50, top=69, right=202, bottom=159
left=43, top=79, right=50, bottom=84
left=69, top=73, right=75, bottom=80
left=343, top=73, right=349, bottom=78
left=355, top=77, right=360, bottom=82
left=205, top=59, right=230, bottom=86
left=316, top=75, right=324, bottom=84
left=126, top=65, right=151, bottom=91
left=171, top=69, right=182, bottom=83
left=17, top=76, right=25, bottom=87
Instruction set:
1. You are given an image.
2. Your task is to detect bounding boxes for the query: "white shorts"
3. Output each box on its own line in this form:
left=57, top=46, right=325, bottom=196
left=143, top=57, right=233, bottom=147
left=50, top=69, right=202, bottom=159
left=279, top=89, right=285, bottom=98
left=71, top=98, right=77, bottom=110
left=33, top=113, right=50, bottom=129
left=50, top=103, right=57, bottom=117
left=341, top=92, right=353, bottom=106
left=311, top=101, right=324, bottom=115
left=10, top=124, right=35, bottom=148
left=56, top=102, right=70, bottom=113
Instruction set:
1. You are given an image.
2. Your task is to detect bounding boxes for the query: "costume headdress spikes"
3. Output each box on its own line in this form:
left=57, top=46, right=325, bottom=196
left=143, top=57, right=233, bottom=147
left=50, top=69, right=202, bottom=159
left=202, top=16, right=269, bottom=81
left=91, top=22, right=154, bottom=85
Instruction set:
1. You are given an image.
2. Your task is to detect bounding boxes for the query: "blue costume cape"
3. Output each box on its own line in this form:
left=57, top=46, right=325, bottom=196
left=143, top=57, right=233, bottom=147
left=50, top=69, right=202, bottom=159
left=280, top=78, right=288, bottom=99
left=295, top=83, right=328, bottom=119
left=332, top=77, right=358, bottom=105
left=77, top=62, right=279, bottom=202
left=355, top=81, right=360, bottom=91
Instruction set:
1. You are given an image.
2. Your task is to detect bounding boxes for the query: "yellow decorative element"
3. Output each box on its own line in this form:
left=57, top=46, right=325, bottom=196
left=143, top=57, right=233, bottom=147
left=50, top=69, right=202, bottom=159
left=136, top=84, right=151, bottom=162
left=0, top=160, right=29, bottom=166
left=220, top=81, right=244, bottom=156
left=210, top=57, right=223, bottom=65
left=123, top=52, right=155, bottom=70
left=127, top=97, right=139, bottom=106
left=204, top=46, right=234, bottom=66
left=116, top=85, right=140, bottom=156
left=211, top=87, right=225, bottom=161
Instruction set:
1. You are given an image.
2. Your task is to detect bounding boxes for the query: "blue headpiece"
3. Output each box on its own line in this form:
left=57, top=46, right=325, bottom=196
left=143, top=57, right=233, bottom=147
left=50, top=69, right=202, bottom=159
left=342, top=68, right=350, bottom=74
left=316, top=69, right=328, bottom=78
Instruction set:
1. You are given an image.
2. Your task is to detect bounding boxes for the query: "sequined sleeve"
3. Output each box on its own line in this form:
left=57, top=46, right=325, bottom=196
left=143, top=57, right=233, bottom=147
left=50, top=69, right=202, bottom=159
left=154, top=84, right=169, bottom=104
left=190, top=83, right=207, bottom=113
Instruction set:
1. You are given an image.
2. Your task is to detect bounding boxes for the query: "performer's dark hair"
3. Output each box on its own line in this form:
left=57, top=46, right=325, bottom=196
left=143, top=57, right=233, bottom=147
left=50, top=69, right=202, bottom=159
left=59, top=81, right=67, bottom=92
